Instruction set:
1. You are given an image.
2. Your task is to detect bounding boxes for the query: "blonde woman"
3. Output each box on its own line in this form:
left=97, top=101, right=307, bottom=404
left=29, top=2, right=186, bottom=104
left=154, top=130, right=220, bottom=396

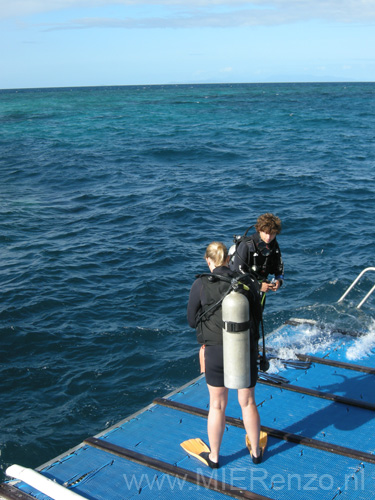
left=186, top=242, right=266, bottom=468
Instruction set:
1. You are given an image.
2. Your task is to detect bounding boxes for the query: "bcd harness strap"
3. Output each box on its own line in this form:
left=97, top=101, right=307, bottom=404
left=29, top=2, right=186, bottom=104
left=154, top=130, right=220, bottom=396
left=194, top=273, right=251, bottom=325
left=223, top=320, right=251, bottom=332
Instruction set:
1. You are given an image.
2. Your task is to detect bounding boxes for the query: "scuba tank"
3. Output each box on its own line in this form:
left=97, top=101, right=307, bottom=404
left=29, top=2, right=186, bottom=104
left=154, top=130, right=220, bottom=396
left=222, top=290, right=251, bottom=389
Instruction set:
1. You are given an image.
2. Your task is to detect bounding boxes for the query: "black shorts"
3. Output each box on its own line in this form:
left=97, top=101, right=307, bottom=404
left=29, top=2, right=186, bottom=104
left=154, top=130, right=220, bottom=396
left=204, top=343, right=258, bottom=388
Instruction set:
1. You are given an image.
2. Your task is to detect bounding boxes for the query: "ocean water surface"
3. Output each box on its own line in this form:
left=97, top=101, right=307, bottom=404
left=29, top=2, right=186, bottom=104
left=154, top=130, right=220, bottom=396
left=1, top=82, right=375, bottom=480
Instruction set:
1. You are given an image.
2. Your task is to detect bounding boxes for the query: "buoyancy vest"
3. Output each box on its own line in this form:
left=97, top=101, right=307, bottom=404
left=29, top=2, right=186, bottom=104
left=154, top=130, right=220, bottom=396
left=196, top=270, right=261, bottom=346
left=235, top=233, right=283, bottom=280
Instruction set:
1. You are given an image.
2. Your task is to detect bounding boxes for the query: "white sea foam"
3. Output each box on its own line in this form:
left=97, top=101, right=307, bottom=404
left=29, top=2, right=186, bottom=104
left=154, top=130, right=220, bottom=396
left=267, top=319, right=375, bottom=372
left=267, top=357, right=285, bottom=374
left=266, top=322, right=346, bottom=373
left=268, top=324, right=343, bottom=356
left=346, top=320, right=375, bottom=361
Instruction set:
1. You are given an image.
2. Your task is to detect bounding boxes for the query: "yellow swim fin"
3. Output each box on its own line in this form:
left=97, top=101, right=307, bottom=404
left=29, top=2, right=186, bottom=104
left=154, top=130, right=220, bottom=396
left=180, top=438, right=219, bottom=468
left=246, top=431, right=268, bottom=464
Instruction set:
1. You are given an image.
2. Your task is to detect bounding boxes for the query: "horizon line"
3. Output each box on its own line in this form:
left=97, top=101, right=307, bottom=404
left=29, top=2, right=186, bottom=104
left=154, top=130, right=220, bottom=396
left=1, top=80, right=374, bottom=92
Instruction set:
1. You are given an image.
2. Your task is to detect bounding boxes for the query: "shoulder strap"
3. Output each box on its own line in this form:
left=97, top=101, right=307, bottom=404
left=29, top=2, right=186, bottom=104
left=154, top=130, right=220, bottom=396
left=195, top=271, right=253, bottom=325
left=243, top=224, right=254, bottom=236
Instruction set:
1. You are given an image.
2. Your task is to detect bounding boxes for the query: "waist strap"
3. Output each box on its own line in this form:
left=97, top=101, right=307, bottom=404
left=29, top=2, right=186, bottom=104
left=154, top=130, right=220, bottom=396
left=223, top=320, right=250, bottom=332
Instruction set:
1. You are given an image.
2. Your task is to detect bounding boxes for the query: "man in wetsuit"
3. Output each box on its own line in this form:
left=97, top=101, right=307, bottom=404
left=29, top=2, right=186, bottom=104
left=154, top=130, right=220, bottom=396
left=230, top=213, right=284, bottom=297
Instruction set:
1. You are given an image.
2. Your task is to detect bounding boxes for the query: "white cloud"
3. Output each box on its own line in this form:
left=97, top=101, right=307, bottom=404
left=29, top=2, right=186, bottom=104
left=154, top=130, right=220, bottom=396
left=2, top=0, right=375, bottom=27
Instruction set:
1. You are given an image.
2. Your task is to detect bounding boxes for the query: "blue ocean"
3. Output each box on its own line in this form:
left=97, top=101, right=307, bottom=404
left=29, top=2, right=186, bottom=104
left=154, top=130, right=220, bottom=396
left=1, top=83, right=375, bottom=480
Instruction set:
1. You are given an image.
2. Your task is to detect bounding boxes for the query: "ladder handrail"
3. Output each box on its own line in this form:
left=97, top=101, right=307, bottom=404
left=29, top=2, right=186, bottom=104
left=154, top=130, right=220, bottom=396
left=337, top=267, right=375, bottom=309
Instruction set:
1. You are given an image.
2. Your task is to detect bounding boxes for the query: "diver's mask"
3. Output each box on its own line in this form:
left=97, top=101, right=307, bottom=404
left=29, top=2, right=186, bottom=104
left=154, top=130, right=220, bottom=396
left=257, top=240, right=271, bottom=256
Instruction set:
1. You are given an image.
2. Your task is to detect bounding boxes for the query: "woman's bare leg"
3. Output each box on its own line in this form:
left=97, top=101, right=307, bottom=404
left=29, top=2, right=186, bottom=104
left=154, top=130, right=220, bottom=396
left=238, top=387, right=261, bottom=457
left=207, top=384, right=228, bottom=462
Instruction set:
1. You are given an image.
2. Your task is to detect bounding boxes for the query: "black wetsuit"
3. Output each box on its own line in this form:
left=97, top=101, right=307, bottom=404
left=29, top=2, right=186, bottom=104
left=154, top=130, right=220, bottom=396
left=230, top=232, right=284, bottom=283
left=187, top=266, right=261, bottom=387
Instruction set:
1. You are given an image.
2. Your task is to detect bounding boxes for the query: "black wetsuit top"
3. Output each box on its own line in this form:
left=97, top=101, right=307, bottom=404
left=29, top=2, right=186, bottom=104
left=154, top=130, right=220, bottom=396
left=230, top=232, right=284, bottom=282
left=187, top=266, right=261, bottom=346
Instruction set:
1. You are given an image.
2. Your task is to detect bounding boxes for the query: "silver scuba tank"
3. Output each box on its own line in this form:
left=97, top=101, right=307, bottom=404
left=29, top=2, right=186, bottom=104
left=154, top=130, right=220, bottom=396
left=222, top=290, right=250, bottom=389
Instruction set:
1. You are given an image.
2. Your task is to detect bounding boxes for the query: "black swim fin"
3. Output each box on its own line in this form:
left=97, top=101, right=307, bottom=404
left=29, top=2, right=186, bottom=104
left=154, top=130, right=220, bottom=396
left=246, top=431, right=268, bottom=464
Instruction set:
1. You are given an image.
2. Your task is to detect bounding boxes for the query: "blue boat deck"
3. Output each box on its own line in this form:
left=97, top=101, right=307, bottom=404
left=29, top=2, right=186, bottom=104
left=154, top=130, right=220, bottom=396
left=2, top=319, right=375, bottom=499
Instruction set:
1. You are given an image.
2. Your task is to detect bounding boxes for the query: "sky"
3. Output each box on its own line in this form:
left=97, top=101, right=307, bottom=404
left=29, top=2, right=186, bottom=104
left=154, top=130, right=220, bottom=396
left=1, top=0, right=375, bottom=89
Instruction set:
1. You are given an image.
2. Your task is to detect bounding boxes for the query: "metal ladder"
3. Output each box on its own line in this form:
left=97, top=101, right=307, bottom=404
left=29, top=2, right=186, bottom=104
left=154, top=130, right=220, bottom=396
left=338, top=267, right=375, bottom=309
